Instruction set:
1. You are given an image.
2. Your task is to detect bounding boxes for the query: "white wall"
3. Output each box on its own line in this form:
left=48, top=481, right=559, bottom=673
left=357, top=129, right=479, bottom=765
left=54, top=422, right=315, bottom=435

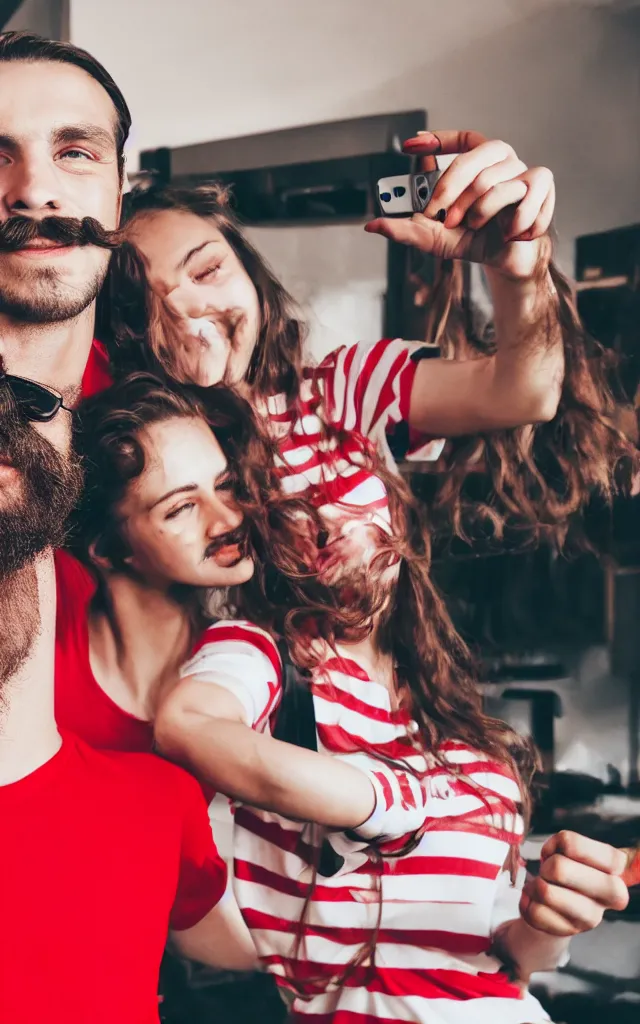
left=70, top=0, right=640, bottom=277
left=70, top=1, right=640, bottom=351
left=70, top=1, right=558, bottom=158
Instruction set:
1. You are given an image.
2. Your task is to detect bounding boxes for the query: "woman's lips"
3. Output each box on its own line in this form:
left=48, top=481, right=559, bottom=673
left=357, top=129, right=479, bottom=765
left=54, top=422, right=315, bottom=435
left=210, top=543, right=244, bottom=568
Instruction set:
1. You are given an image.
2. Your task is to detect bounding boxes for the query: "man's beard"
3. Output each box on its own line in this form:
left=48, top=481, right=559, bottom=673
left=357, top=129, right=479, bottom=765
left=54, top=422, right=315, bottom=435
left=0, top=263, right=108, bottom=324
left=0, top=399, right=83, bottom=688
left=0, top=214, right=119, bottom=325
left=0, top=563, right=41, bottom=702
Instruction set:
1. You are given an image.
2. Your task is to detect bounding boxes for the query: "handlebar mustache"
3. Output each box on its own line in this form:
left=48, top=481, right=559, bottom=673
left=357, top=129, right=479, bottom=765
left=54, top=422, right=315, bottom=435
left=203, top=524, right=248, bottom=560
left=0, top=215, right=121, bottom=252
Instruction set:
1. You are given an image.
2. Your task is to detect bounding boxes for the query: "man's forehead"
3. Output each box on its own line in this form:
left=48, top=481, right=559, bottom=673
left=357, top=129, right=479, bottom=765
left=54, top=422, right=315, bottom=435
left=0, top=59, right=117, bottom=141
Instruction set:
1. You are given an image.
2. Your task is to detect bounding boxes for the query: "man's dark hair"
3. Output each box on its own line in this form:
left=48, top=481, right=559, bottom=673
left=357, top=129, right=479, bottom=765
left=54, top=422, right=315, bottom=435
left=0, top=31, right=131, bottom=178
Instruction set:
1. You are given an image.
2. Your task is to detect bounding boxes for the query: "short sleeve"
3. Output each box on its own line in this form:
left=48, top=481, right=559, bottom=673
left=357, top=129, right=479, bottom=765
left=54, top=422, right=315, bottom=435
left=320, top=339, right=445, bottom=462
left=170, top=771, right=228, bottom=932
left=181, top=621, right=282, bottom=731
left=319, top=339, right=421, bottom=434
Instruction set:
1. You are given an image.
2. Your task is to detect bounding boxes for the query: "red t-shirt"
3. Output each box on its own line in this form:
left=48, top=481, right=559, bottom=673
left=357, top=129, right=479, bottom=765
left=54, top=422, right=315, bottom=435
left=62, top=346, right=154, bottom=751
left=81, top=337, right=113, bottom=397
left=54, top=551, right=216, bottom=801
left=55, top=548, right=155, bottom=752
left=0, top=735, right=227, bottom=1024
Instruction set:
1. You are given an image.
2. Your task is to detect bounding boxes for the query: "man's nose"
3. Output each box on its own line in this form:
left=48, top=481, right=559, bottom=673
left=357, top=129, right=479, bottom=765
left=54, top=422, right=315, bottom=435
left=3, top=153, right=62, bottom=216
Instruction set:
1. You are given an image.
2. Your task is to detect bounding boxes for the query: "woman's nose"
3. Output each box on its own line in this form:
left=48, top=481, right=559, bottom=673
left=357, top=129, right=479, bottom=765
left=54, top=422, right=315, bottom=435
left=168, top=281, right=219, bottom=322
left=205, top=497, right=241, bottom=537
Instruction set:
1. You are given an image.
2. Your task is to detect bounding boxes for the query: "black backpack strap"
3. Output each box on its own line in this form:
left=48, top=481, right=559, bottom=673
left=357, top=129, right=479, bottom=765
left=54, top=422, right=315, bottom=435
left=272, top=640, right=345, bottom=878
left=271, top=640, right=317, bottom=751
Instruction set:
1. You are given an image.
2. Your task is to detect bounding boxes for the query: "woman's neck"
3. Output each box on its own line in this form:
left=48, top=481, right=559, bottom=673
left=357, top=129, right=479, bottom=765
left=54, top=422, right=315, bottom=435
left=88, top=573, right=195, bottom=722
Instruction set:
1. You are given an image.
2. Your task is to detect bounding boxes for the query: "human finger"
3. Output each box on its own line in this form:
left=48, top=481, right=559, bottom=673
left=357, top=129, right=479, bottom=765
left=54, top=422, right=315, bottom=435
left=421, top=140, right=517, bottom=220
left=445, top=157, right=528, bottom=228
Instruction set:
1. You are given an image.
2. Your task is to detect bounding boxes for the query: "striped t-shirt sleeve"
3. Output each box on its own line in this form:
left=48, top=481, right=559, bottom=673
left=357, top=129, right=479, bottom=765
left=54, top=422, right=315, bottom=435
left=181, top=621, right=282, bottom=731
left=348, top=755, right=430, bottom=842
left=322, top=338, right=425, bottom=437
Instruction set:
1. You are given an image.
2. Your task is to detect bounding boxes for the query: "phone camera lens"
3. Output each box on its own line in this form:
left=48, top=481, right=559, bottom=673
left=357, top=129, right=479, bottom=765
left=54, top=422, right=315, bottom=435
left=380, top=192, right=392, bottom=202
left=418, top=186, right=429, bottom=201
left=393, top=186, right=406, bottom=198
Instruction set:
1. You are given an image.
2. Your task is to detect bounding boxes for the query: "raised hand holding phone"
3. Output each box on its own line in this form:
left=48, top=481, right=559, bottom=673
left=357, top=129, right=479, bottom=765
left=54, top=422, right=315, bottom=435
left=368, top=129, right=555, bottom=281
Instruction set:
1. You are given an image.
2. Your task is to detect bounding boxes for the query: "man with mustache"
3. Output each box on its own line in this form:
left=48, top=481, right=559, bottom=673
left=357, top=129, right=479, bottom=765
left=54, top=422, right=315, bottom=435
left=0, top=31, right=121, bottom=398
left=0, top=366, right=258, bottom=1021
left=0, top=27, right=258, bottom=1018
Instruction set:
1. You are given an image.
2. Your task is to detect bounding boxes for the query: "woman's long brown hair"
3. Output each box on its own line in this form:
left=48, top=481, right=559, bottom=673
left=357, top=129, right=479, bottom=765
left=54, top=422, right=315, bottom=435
left=230, top=392, right=537, bottom=998
left=105, top=183, right=307, bottom=403
left=106, top=183, right=638, bottom=554
left=422, top=259, right=638, bottom=550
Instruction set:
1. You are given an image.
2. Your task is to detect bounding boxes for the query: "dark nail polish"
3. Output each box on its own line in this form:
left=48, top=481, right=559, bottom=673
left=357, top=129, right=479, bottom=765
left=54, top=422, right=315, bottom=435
left=435, top=209, right=447, bottom=223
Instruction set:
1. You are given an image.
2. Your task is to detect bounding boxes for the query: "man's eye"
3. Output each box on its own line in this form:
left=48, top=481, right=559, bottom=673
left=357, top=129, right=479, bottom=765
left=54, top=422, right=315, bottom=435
left=59, top=149, right=94, bottom=161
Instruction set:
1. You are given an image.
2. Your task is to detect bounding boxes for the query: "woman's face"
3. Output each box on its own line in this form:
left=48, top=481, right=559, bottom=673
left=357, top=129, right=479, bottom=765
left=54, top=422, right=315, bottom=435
left=115, top=415, right=255, bottom=589
left=127, top=209, right=261, bottom=388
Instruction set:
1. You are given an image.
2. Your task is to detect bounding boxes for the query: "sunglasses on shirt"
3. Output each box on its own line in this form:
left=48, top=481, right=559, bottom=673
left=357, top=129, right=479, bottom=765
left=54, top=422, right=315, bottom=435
left=0, top=371, right=72, bottom=423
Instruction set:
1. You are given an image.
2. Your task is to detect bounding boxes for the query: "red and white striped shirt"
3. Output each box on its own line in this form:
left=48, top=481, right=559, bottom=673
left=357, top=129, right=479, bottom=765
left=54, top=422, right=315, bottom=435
left=181, top=622, right=550, bottom=1024
left=259, top=338, right=445, bottom=525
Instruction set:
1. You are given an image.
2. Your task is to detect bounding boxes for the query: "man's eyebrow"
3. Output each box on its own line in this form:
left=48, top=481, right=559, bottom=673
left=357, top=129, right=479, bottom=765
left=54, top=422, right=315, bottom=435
left=52, top=124, right=117, bottom=150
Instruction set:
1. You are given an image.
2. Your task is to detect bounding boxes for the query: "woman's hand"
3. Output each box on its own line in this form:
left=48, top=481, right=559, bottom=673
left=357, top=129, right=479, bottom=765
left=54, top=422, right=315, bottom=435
left=519, top=831, right=629, bottom=937
left=365, top=130, right=555, bottom=282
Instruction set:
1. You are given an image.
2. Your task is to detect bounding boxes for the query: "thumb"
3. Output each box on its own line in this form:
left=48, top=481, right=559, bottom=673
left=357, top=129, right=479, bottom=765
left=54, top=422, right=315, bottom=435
left=365, top=215, right=465, bottom=259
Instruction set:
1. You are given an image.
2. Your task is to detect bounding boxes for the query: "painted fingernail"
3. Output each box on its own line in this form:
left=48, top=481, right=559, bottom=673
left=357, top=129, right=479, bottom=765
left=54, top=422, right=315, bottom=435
left=435, top=209, right=447, bottom=223
left=412, top=133, right=442, bottom=152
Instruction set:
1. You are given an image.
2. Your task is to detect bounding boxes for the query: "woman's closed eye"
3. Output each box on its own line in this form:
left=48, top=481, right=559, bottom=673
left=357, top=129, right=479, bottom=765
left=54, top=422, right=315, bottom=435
left=194, top=262, right=222, bottom=283
left=164, top=501, right=195, bottom=520
left=215, top=473, right=234, bottom=493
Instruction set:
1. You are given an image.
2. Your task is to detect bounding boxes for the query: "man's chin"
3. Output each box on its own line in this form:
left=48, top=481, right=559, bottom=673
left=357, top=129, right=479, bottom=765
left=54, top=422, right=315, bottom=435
left=0, top=285, right=99, bottom=324
left=0, top=259, right=108, bottom=323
